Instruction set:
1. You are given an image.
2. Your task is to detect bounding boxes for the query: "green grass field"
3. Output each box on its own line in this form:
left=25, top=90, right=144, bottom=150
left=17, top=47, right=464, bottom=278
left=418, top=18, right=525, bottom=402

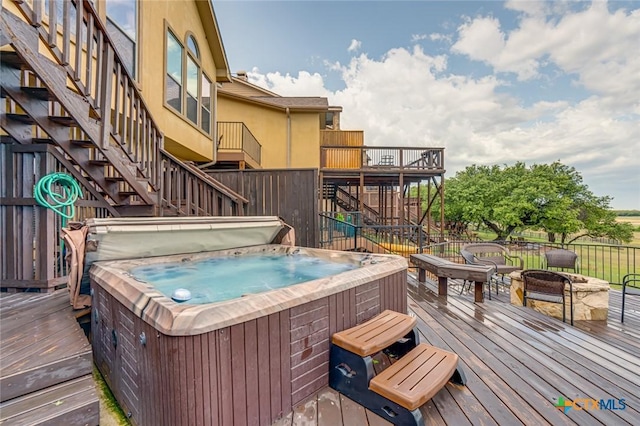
left=617, top=216, right=640, bottom=246
left=475, top=216, right=640, bottom=246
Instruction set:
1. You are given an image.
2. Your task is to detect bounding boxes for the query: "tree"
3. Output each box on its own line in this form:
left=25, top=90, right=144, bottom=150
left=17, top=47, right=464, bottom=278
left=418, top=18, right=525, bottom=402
left=442, top=162, right=633, bottom=244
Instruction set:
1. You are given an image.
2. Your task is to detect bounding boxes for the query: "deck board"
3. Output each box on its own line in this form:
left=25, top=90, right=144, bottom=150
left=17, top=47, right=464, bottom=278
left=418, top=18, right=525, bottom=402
left=0, top=290, right=99, bottom=425
left=276, top=275, right=640, bottom=425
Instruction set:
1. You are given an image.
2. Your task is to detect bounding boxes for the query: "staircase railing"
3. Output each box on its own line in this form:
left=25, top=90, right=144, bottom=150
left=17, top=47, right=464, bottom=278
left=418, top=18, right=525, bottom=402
left=6, top=0, right=244, bottom=216
left=11, top=0, right=162, bottom=189
left=160, top=150, right=248, bottom=216
left=335, top=186, right=381, bottom=225
left=319, top=212, right=428, bottom=258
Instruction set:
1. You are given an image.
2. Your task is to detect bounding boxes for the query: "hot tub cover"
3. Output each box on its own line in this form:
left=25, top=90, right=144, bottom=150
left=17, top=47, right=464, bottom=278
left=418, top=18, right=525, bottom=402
left=83, top=216, right=286, bottom=264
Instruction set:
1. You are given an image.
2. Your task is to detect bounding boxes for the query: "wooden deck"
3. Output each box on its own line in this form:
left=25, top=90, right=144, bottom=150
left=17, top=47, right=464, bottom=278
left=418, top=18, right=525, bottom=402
left=276, top=276, right=640, bottom=425
left=0, top=290, right=99, bottom=425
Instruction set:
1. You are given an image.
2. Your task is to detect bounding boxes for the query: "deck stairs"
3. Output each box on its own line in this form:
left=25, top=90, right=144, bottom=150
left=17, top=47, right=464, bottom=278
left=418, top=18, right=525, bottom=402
left=324, top=183, right=442, bottom=243
left=0, top=291, right=99, bottom=425
left=323, top=183, right=382, bottom=226
left=0, top=1, right=246, bottom=217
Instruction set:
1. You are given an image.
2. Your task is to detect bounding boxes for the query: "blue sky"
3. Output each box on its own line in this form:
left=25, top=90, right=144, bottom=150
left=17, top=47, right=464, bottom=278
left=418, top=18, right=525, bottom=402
left=214, top=1, right=640, bottom=210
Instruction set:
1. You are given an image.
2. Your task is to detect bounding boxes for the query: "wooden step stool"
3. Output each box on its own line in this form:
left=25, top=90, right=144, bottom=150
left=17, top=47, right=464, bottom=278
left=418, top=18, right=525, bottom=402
left=329, top=310, right=466, bottom=425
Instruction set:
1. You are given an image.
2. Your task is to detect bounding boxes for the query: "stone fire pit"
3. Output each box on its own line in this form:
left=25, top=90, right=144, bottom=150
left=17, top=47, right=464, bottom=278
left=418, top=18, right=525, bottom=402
left=510, top=271, right=610, bottom=321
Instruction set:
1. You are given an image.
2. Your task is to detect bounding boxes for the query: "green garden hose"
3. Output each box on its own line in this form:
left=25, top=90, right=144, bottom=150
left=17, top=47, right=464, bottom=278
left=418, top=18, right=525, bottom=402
left=34, top=173, right=83, bottom=254
left=34, top=172, right=82, bottom=220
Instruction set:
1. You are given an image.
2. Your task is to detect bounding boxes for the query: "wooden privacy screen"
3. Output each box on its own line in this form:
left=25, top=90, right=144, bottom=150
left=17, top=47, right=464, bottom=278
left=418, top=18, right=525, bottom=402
left=207, top=169, right=319, bottom=248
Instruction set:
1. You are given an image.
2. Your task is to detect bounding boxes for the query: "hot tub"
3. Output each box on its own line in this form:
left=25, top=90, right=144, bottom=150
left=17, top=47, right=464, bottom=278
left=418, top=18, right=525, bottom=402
left=87, top=217, right=408, bottom=426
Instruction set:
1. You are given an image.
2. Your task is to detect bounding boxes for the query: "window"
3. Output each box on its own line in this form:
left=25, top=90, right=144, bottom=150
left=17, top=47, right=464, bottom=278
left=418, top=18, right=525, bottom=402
left=186, top=36, right=199, bottom=125
left=164, top=28, right=212, bottom=134
left=106, top=0, right=137, bottom=76
left=201, top=75, right=212, bottom=134
left=325, top=112, right=334, bottom=128
left=166, top=30, right=182, bottom=112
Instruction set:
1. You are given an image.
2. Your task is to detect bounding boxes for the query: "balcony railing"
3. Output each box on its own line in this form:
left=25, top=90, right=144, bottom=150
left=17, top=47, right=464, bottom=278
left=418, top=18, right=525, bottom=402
left=217, top=122, right=262, bottom=165
left=321, top=146, right=444, bottom=171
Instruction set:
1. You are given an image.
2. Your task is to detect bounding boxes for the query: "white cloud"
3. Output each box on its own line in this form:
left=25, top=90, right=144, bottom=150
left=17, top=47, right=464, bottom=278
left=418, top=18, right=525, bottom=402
left=411, top=34, right=428, bottom=42
left=248, top=68, right=331, bottom=97
left=246, top=3, right=640, bottom=209
left=429, top=33, right=452, bottom=43
left=451, top=1, right=640, bottom=103
left=504, top=0, right=548, bottom=17
left=451, top=16, right=540, bottom=80
left=347, top=39, right=361, bottom=52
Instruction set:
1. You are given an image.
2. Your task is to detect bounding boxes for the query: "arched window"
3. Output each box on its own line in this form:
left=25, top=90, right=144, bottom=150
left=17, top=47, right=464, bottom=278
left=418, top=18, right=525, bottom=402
left=164, top=27, right=212, bottom=135
left=187, top=35, right=199, bottom=59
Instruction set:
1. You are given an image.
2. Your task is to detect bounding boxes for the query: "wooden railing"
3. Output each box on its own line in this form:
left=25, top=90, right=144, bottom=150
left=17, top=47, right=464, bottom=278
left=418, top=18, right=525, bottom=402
left=160, top=151, right=248, bottom=217
left=217, top=122, right=262, bottom=165
left=11, top=0, right=163, bottom=191
left=321, top=146, right=445, bottom=171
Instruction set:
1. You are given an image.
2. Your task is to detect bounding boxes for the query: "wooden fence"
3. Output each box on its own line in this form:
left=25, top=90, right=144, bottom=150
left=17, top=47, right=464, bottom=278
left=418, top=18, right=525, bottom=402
left=1, top=143, right=115, bottom=292
left=206, top=169, right=319, bottom=248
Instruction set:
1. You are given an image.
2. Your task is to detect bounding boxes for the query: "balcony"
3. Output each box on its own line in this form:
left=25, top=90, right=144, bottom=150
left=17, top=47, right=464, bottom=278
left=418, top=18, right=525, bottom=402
left=320, top=146, right=445, bottom=172
left=216, top=122, right=262, bottom=169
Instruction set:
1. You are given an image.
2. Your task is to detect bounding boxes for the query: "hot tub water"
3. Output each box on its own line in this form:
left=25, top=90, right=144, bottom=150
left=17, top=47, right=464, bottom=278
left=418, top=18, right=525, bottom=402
left=129, top=253, right=358, bottom=304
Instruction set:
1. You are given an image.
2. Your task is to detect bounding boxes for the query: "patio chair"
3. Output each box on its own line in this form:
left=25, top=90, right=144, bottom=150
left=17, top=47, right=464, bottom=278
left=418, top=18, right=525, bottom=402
left=543, top=249, right=578, bottom=273
left=621, top=273, right=640, bottom=323
left=522, top=269, right=573, bottom=325
left=378, top=154, right=394, bottom=166
left=461, top=243, right=524, bottom=296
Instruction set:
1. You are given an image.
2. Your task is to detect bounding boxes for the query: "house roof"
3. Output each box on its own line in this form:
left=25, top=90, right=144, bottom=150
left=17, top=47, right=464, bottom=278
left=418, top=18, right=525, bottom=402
left=197, top=0, right=231, bottom=83
left=223, top=76, right=281, bottom=97
left=253, top=96, right=329, bottom=109
left=218, top=76, right=330, bottom=111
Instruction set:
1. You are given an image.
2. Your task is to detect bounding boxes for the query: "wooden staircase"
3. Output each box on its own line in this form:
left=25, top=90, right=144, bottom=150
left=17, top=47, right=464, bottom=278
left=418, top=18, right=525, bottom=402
left=323, top=183, right=382, bottom=226
left=0, top=0, right=246, bottom=217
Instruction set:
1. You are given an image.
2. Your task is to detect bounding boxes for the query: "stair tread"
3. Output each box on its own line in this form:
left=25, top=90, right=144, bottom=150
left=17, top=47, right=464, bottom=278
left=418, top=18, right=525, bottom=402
left=70, top=139, right=94, bottom=148
left=31, top=137, right=56, bottom=144
left=369, top=343, right=459, bottom=411
left=0, top=51, right=25, bottom=69
left=88, top=159, right=109, bottom=165
left=49, top=115, right=78, bottom=126
left=21, top=86, right=53, bottom=101
left=0, top=375, right=99, bottom=424
left=332, top=310, right=416, bottom=357
left=5, top=113, right=34, bottom=124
